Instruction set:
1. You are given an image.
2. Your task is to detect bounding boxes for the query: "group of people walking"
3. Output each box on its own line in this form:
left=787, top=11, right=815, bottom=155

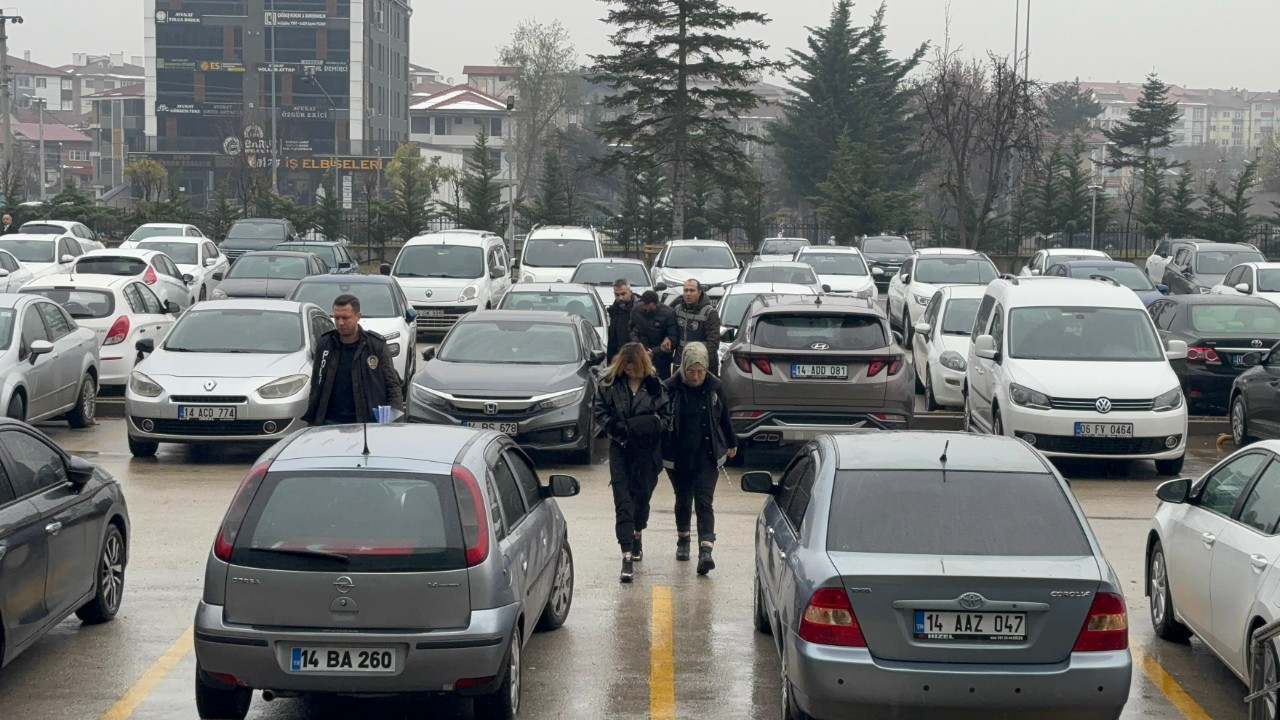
left=596, top=278, right=737, bottom=583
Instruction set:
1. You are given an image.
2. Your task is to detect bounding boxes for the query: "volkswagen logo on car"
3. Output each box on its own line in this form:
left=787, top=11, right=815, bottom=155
left=1095, top=397, right=1112, bottom=414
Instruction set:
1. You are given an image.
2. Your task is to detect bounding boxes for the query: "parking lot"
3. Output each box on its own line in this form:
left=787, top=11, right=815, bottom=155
left=0, top=415, right=1253, bottom=720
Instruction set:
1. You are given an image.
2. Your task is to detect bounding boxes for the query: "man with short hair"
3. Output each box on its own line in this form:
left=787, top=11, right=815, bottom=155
left=303, top=294, right=404, bottom=425
left=606, top=278, right=636, bottom=359
left=674, top=279, right=721, bottom=375
left=630, top=289, right=678, bottom=379
left=0, top=213, right=15, bottom=235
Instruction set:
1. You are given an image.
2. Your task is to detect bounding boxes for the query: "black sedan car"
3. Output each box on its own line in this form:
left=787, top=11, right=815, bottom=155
left=1161, top=242, right=1265, bottom=295
left=0, top=418, right=129, bottom=667
left=407, top=310, right=605, bottom=464
left=1230, top=348, right=1280, bottom=444
left=857, top=235, right=913, bottom=288
left=1148, top=294, right=1280, bottom=413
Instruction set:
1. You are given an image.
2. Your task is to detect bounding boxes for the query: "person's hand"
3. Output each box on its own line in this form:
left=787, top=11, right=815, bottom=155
left=726, top=447, right=738, bottom=459
left=660, top=338, right=672, bottom=352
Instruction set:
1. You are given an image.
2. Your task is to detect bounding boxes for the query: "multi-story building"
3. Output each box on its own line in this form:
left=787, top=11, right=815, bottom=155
left=140, top=0, right=412, bottom=205
left=58, top=53, right=146, bottom=118
left=6, top=54, right=75, bottom=114
left=408, top=83, right=509, bottom=203
left=85, top=83, right=146, bottom=191
left=11, top=120, right=94, bottom=195
left=1248, top=93, right=1280, bottom=148
left=464, top=65, right=518, bottom=101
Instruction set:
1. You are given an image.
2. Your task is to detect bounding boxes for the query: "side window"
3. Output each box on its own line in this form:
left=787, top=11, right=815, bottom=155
left=504, top=450, right=543, bottom=510
left=36, top=301, right=72, bottom=340
left=1198, top=452, right=1268, bottom=516
left=783, top=455, right=816, bottom=531
left=2, top=430, right=68, bottom=496
left=136, top=283, right=165, bottom=314
left=187, top=227, right=200, bottom=237
left=1238, top=460, right=1280, bottom=534
left=161, top=257, right=182, bottom=279
left=21, top=305, right=49, bottom=351
left=309, top=311, right=334, bottom=344
left=1244, top=267, right=1255, bottom=289
left=971, top=295, right=995, bottom=342
left=0, top=252, right=13, bottom=271
left=205, top=242, right=220, bottom=261
left=988, top=303, right=1005, bottom=355
left=1223, top=267, right=1241, bottom=287
left=490, top=454, right=528, bottom=527
left=900, top=258, right=914, bottom=281
left=776, top=454, right=812, bottom=530
left=922, top=294, right=941, bottom=327
left=0, top=460, right=13, bottom=505
left=1154, top=241, right=1168, bottom=258
left=1173, top=247, right=1191, bottom=268
left=122, top=284, right=146, bottom=314
left=1030, top=252, right=1043, bottom=271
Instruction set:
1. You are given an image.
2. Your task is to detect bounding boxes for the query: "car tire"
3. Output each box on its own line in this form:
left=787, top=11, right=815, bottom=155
left=1253, top=635, right=1280, bottom=720
left=571, top=432, right=597, bottom=465
left=199, top=285, right=207, bottom=302
left=924, top=366, right=941, bottom=411
left=195, top=665, right=252, bottom=720
left=780, top=664, right=812, bottom=720
left=129, top=436, right=159, bottom=458
left=536, top=540, right=574, bottom=632
left=753, top=574, right=771, bottom=635
left=6, top=392, right=24, bottom=421
left=913, top=358, right=925, bottom=392
left=963, top=394, right=974, bottom=433
left=1156, top=455, right=1185, bottom=476
left=66, top=373, right=97, bottom=429
left=992, top=407, right=1004, bottom=436
left=901, top=309, right=913, bottom=346
left=76, top=524, right=125, bottom=624
left=473, top=633, right=521, bottom=720
left=1148, top=540, right=1193, bottom=643
left=1233, top=395, right=1255, bottom=446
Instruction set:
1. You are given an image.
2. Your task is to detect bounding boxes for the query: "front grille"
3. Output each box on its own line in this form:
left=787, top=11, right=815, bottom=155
left=735, top=412, right=908, bottom=431
left=412, top=304, right=473, bottom=333
left=169, top=396, right=249, bottom=404
left=1028, top=434, right=1172, bottom=455
left=138, top=417, right=292, bottom=436
left=1048, top=397, right=1155, bottom=412
left=223, top=249, right=246, bottom=262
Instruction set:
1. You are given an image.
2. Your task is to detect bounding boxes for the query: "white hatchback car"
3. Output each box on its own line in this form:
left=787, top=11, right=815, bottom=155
left=383, top=230, right=512, bottom=336
left=70, top=249, right=193, bottom=310
left=0, top=232, right=84, bottom=281
left=1147, top=442, right=1280, bottom=684
left=910, top=284, right=986, bottom=410
left=650, top=239, right=743, bottom=291
left=792, top=246, right=879, bottom=299
left=120, top=222, right=207, bottom=249
left=135, top=237, right=230, bottom=303
left=518, top=226, right=603, bottom=284
left=1020, top=247, right=1111, bottom=276
left=1211, top=262, right=1280, bottom=309
left=0, top=248, right=34, bottom=292
left=965, top=276, right=1189, bottom=475
left=886, top=248, right=997, bottom=346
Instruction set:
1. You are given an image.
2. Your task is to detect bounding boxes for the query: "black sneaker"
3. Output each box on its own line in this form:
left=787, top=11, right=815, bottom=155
left=676, top=537, right=691, bottom=561
left=697, top=547, right=715, bottom=576
left=632, top=536, right=643, bottom=562
left=620, top=555, right=634, bottom=583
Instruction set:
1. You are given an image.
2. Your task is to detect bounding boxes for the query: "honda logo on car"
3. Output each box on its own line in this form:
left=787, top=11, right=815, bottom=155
left=484, top=402, right=500, bottom=415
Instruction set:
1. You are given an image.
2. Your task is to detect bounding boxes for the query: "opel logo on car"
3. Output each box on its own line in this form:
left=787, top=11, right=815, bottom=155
left=1253, top=339, right=1264, bottom=348
left=334, top=576, right=355, bottom=594
left=810, top=342, right=830, bottom=350
left=484, top=402, right=499, bottom=416
left=203, top=380, right=217, bottom=391
left=958, top=592, right=985, bottom=610
left=1095, top=397, right=1113, bottom=414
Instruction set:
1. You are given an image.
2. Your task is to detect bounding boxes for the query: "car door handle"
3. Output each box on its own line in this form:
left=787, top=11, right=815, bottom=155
left=1252, top=554, right=1271, bottom=571
left=45, top=522, right=62, bottom=536
left=0, top=544, right=6, bottom=561
left=1201, top=532, right=1217, bottom=547
left=766, top=527, right=775, bottom=537
left=777, top=549, right=786, bottom=561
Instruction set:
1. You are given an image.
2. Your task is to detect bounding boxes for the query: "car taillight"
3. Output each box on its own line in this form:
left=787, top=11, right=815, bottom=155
left=213, top=460, right=271, bottom=561
left=452, top=465, right=490, bottom=567
left=867, top=356, right=903, bottom=376
left=1072, top=592, right=1128, bottom=652
left=732, top=355, right=773, bottom=375
left=798, top=587, right=866, bottom=647
left=1186, top=346, right=1220, bottom=364
left=754, top=357, right=773, bottom=375
left=887, top=355, right=903, bottom=375
left=143, top=266, right=157, bottom=284
left=104, top=315, right=129, bottom=345
left=734, top=354, right=752, bottom=374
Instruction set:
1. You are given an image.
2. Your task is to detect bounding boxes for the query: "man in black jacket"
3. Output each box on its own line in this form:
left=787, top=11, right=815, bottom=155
left=303, top=294, right=404, bottom=425
left=630, top=290, right=678, bottom=378
left=0, top=214, right=16, bottom=235
left=674, top=279, right=721, bottom=375
left=606, top=278, right=636, bottom=360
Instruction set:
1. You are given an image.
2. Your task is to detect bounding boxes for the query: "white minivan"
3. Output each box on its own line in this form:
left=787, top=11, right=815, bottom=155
left=382, top=230, right=512, bottom=336
left=964, top=275, right=1189, bottom=475
left=518, top=225, right=603, bottom=284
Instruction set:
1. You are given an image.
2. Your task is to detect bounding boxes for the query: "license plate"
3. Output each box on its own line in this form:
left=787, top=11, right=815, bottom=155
left=421, top=309, right=444, bottom=317
left=289, top=646, right=396, bottom=673
left=465, top=421, right=518, bottom=434
left=914, top=611, right=1026, bottom=641
left=1074, top=422, right=1134, bottom=438
left=178, top=405, right=237, bottom=421
left=1231, top=354, right=1245, bottom=367
left=790, top=364, right=848, bottom=379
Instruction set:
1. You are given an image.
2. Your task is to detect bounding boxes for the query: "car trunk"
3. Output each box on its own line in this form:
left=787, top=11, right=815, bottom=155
left=739, top=312, right=897, bottom=407
left=1189, top=332, right=1276, bottom=371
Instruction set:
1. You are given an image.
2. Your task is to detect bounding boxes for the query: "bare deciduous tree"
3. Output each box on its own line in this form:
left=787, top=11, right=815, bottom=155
left=498, top=19, right=579, bottom=205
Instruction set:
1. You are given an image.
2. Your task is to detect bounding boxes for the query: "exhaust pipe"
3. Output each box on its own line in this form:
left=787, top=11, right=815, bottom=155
left=262, top=690, right=276, bottom=702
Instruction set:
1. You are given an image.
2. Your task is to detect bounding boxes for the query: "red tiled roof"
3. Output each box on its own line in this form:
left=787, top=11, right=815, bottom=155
left=11, top=122, right=91, bottom=143
left=462, top=65, right=520, bottom=76
left=6, top=56, right=69, bottom=77
left=411, top=84, right=507, bottom=112
left=85, top=83, right=144, bottom=99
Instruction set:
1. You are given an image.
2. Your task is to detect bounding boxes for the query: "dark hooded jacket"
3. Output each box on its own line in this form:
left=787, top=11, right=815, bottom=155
left=661, top=373, right=735, bottom=470
left=607, top=296, right=637, bottom=358
left=594, top=373, right=671, bottom=455
left=303, top=327, right=404, bottom=425
left=630, top=302, right=678, bottom=351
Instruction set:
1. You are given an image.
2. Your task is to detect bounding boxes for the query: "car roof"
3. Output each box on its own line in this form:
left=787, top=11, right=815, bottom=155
left=745, top=261, right=812, bottom=270
left=0, top=233, right=66, bottom=242
left=23, top=273, right=133, bottom=290
left=460, top=309, right=578, bottom=325
left=135, top=223, right=190, bottom=229
left=403, top=231, right=495, bottom=247
left=1235, top=262, right=1280, bottom=270
left=796, top=246, right=862, bottom=254
left=526, top=226, right=597, bottom=240
left=993, top=276, right=1145, bottom=308
left=1044, top=248, right=1108, bottom=256
left=751, top=292, right=878, bottom=315
left=1158, top=293, right=1278, bottom=307
left=1195, top=243, right=1260, bottom=253
left=238, top=250, right=316, bottom=259
left=278, top=240, right=343, bottom=248
left=937, top=284, right=989, bottom=300
left=1050, top=259, right=1137, bottom=269
left=833, top=432, right=1050, bottom=473
left=275, top=424, right=485, bottom=466
left=296, top=274, right=394, bottom=285
left=665, top=239, right=730, bottom=248
left=232, top=218, right=286, bottom=225
left=136, top=235, right=200, bottom=244
left=915, top=247, right=977, bottom=256
left=22, top=219, right=77, bottom=228
left=190, top=298, right=310, bottom=312
left=81, top=248, right=158, bottom=260
left=0, top=291, right=64, bottom=308
left=507, top=282, right=596, bottom=294
left=725, top=282, right=816, bottom=297
left=577, top=257, right=644, bottom=265
left=914, top=251, right=988, bottom=261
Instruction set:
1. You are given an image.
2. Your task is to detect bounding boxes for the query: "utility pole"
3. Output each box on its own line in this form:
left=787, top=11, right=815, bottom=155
left=268, top=0, right=279, bottom=193
left=0, top=11, right=24, bottom=173
left=34, top=97, right=44, bottom=200
left=505, top=95, right=515, bottom=258
left=1089, top=183, right=1101, bottom=250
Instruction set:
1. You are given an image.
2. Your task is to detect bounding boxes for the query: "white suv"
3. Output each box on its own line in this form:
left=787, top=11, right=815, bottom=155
left=382, top=230, right=512, bottom=336
left=964, top=276, right=1190, bottom=475
left=886, top=248, right=997, bottom=346
left=518, top=225, right=603, bottom=283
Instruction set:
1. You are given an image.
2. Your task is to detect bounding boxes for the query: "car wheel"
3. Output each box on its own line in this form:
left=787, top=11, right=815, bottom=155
left=6, top=392, right=24, bottom=421
left=536, top=540, right=574, bottom=632
left=901, top=309, right=913, bottom=346
left=963, top=394, right=974, bottom=433
left=195, top=665, right=252, bottom=720
left=199, top=285, right=207, bottom=302
left=1155, top=455, right=1185, bottom=476
left=1148, top=540, right=1193, bottom=643
left=76, top=524, right=125, bottom=624
left=129, top=436, right=159, bottom=458
left=992, top=407, right=1004, bottom=436
left=913, top=357, right=925, bottom=392
left=1233, top=395, right=1255, bottom=446
left=66, top=373, right=97, bottom=429
left=473, top=633, right=521, bottom=720
left=571, top=430, right=597, bottom=465
left=753, top=574, right=771, bottom=635
left=1255, top=636, right=1280, bottom=720
left=924, top=366, right=941, bottom=411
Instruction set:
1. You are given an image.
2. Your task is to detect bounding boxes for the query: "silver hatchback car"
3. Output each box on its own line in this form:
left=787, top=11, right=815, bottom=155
left=744, top=431, right=1131, bottom=720
left=192, top=424, right=580, bottom=720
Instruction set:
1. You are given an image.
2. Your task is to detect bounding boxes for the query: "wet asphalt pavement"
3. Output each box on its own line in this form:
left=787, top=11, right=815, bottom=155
left=0, top=416, right=1251, bottom=720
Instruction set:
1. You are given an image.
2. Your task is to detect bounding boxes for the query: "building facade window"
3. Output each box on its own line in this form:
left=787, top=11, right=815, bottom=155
left=434, top=116, right=445, bottom=134
left=35, top=78, right=45, bottom=89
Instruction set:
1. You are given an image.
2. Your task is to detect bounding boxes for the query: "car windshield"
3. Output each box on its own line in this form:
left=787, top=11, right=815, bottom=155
left=136, top=240, right=199, bottom=265
left=1065, top=265, right=1154, bottom=291
left=570, top=262, right=649, bottom=287
left=1189, top=304, right=1280, bottom=334
left=0, top=238, right=54, bottom=262
left=499, top=291, right=603, bottom=326
left=19, top=223, right=68, bottom=235
left=743, top=265, right=818, bottom=285
left=759, top=239, right=808, bottom=255
left=278, top=243, right=338, bottom=266
left=913, top=257, right=997, bottom=284
left=862, top=237, right=912, bottom=254
left=1259, top=270, right=1280, bottom=293
left=798, top=252, right=868, bottom=276
left=827, top=470, right=1091, bottom=556
left=227, top=255, right=310, bottom=280
left=164, top=308, right=303, bottom=353
left=1009, top=306, right=1164, bottom=361
left=292, top=282, right=397, bottom=317
left=227, top=221, right=286, bottom=240
left=1198, top=250, right=1265, bottom=274
left=231, top=471, right=465, bottom=573
left=74, top=256, right=148, bottom=277
left=394, top=244, right=484, bottom=279
left=940, top=298, right=981, bottom=335
left=753, top=314, right=885, bottom=350
left=719, top=292, right=764, bottom=329
left=666, top=245, right=737, bottom=269
left=129, top=226, right=188, bottom=242
left=439, top=320, right=581, bottom=364
left=21, top=288, right=115, bottom=319
left=0, top=308, right=11, bottom=350
left=522, top=238, right=597, bottom=268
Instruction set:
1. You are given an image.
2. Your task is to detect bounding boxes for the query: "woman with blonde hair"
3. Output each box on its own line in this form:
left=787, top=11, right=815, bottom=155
left=593, top=342, right=670, bottom=583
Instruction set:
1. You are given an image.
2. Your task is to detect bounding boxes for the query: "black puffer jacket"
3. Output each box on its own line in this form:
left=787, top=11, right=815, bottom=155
left=606, top=297, right=636, bottom=358
left=593, top=374, right=671, bottom=451
left=661, top=374, right=735, bottom=470
left=630, top=303, right=678, bottom=351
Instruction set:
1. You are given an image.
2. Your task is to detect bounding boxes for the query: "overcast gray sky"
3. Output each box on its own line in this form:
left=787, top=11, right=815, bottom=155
left=18, top=0, right=1280, bottom=91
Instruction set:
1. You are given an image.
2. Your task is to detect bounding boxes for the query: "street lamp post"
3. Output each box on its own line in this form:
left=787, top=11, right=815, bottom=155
left=33, top=97, right=45, bottom=200
left=505, top=95, right=515, bottom=259
left=1089, top=183, right=1102, bottom=250
left=303, top=67, right=341, bottom=210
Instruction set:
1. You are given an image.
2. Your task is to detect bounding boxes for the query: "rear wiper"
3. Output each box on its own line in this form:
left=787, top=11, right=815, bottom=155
left=252, top=547, right=349, bottom=562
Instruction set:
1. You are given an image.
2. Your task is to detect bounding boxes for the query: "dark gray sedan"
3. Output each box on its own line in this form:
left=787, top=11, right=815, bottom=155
left=0, top=418, right=130, bottom=668
left=210, top=251, right=329, bottom=299
left=745, top=431, right=1131, bottom=720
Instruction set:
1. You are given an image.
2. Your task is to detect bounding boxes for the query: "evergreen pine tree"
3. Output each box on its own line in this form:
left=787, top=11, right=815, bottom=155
left=1032, top=141, right=1067, bottom=236
left=1219, top=162, right=1259, bottom=244
left=312, top=170, right=344, bottom=244
left=1166, top=168, right=1199, bottom=238
left=1055, top=137, right=1094, bottom=241
left=684, top=167, right=715, bottom=239
left=1043, top=79, right=1103, bottom=136
left=380, top=143, right=449, bottom=241
left=1138, top=165, right=1170, bottom=239
left=1102, top=73, right=1180, bottom=171
left=1199, top=181, right=1226, bottom=240
left=818, top=129, right=914, bottom=241
left=442, top=131, right=508, bottom=235
left=520, top=148, right=573, bottom=226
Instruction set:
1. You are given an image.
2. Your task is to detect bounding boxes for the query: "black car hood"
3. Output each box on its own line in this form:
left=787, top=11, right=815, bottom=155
left=221, top=238, right=283, bottom=252
left=1189, top=273, right=1225, bottom=289
left=416, top=360, right=585, bottom=396
left=865, top=253, right=909, bottom=263
left=220, top=277, right=302, bottom=298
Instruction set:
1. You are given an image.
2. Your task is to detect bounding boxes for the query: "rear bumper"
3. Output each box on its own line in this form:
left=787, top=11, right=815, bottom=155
left=787, top=632, right=1129, bottom=720
left=1180, top=369, right=1237, bottom=411
left=193, top=600, right=518, bottom=694
left=731, top=405, right=912, bottom=445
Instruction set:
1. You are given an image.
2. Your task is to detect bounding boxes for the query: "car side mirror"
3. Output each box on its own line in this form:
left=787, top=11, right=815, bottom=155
left=654, top=282, right=667, bottom=292
left=1157, top=284, right=1169, bottom=294
left=135, top=338, right=155, bottom=355
left=380, top=263, right=392, bottom=276
left=547, top=474, right=581, bottom=498
left=914, top=322, right=932, bottom=336
left=421, top=346, right=436, bottom=361
left=212, top=272, right=225, bottom=281
left=60, top=254, right=74, bottom=264
left=1236, top=283, right=1252, bottom=294
left=182, top=273, right=195, bottom=285
left=871, top=267, right=884, bottom=276
left=1030, top=268, right=1042, bottom=276
left=722, top=327, right=737, bottom=343
left=892, top=330, right=904, bottom=346
left=1165, top=339, right=1188, bottom=361
left=67, top=456, right=95, bottom=488
left=588, top=348, right=606, bottom=365
left=1155, top=478, right=1191, bottom=504
left=1240, top=351, right=1264, bottom=368
left=1183, top=268, right=1194, bottom=277
left=405, top=308, right=417, bottom=323
left=339, top=261, right=353, bottom=270
left=29, top=339, right=53, bottom=359
left=707, top=287, right=726, bottom=300
left=740, top=471, right=776, bottom=494
left=821, top=284, right=831, bottom=293
left=164, top=300, right=181, bottom=315
left=204, top=257, right=217, bottom=267
left=900, top=274, right=910, bottom=284
left=0, top=268, right=8, bottom=278
left=974, top=334, right=998, bottom=360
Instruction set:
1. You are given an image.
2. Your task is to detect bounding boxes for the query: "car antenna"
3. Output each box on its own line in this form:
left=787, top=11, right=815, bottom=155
left=362, top=421, right=370, bottom=456
left=939, top=439, right=949, bottom=482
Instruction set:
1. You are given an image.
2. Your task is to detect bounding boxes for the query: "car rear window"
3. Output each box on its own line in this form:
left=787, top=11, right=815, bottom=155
left=21, top=288, right=115, bottom=319
left=232, top=471, right=466, bottom=572
left=136, top=240, right=199, bottom=265
left=752, top=314, right=885, bottom=350
left=743, top=265, right=818, bottom=285
left=1190, top=304, right=1280, bottom=334
left=500, top=291, right=603, bottom=325
left=74, top=256, right=148, bottom=276
left=827, top=470, right=1092, bottom=556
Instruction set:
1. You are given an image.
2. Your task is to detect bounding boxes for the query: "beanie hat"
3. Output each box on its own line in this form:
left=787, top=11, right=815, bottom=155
left=680, top=342, right=709, bottom=375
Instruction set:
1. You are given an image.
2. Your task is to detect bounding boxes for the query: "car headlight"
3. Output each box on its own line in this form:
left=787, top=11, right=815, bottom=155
left=1154, top=387, right=1184, bottom=412
left=458, top=283, right=480, bottom=303
left=912, top=293, right=931, bottom=306
left=211, top=287, right=228, bottom=299
left=939, top=350, right=967, bottom=372
left=854, top=287, right=874, bottom=300
left=534, top=387, right=585, bottom=412
left=1009, top=382, right=1051, bottom=410
left=129, top=371, right=163, bottom=397
left=387, top=342, right=400, bottom=357
left=382, top=330, right=401, bottom=341
left=521, top=272, right=536, bottom=283
left=412, top=384, right=449, bottom=407
left=257, top=374, right=308, bottom=399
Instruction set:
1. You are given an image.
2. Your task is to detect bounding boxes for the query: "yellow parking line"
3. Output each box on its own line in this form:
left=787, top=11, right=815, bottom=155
left=650, top=585, right=676, bottom=720
left=1132, top=644, right=1215, bottom=720
left=100, top=627, right=193, bottom=720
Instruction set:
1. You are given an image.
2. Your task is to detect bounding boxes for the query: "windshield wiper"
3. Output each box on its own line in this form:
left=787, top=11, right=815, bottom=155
left=251, top=547, right=349, bottom=562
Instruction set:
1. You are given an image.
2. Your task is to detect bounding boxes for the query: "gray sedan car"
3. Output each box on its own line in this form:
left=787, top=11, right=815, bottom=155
left=0, top=418, right=130, bottom=667
left=193, top=424, right=579, bottom=720
left=744, top=431, right=1131, bottom=720
left=0, top=293, right=100, bottom=426
left=210, top=251, right=329, bottom=299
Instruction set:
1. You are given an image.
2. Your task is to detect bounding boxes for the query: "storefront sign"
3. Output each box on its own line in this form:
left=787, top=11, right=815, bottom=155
left=155, top=10, right=200, bottom=24
left=299, top=59, right=350, bottom=74
left=156, top=58, right=199, bottom=71
left=198, top=60, right=246, bottom=73
left=284, top=156, right=385, bottom=171
left=264, top=10, right=328, bottom=28
left=280, top=105, right=332, bottom=121
left=282, top=139, right=314, bottom=153
left=255, top=62, right=298, bottom=74
left=156, top=102, right=241, bottom=117
left=142, top=153, right=217, bottom=170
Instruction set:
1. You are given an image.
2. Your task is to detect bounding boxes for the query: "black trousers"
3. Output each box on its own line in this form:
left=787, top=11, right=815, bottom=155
left=609, top=444, right=660, bottom=552
left=669, top=460, right=719, bottom=543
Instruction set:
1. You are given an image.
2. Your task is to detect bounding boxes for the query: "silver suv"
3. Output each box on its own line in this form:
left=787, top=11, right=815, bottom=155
left=192, top=424, right=580, bottom=719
